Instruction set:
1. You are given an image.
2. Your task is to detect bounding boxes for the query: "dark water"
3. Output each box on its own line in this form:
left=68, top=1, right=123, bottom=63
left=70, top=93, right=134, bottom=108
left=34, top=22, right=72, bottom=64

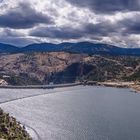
left=0, top=86, right=140, bottom=140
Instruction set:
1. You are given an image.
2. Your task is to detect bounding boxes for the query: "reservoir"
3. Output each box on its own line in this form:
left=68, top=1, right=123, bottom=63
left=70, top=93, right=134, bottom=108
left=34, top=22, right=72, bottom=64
left=0, top=86, right=140, bottom=140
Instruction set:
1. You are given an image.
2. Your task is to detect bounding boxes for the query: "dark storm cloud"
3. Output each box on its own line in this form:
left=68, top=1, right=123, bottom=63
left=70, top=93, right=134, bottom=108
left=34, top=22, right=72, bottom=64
left=30, top=26, right=84, bottom=39
left=66, top=0, right=140, bottom=13
left=0, top=37, right=36, bottom=47
left=0, top=29, right=24, bottom=42
left=0, top=2, right=53, bottom=29
left=30, top=21, right=118, bottom=40
left=0, top=29, right=36, bottom=46
left=1, top=28, right=22, bottom=37
left=0, top=0, right=139, bottom=47
left=84, top=22, right=118, bottom=36
left=119, top=14, right=140, bottom=35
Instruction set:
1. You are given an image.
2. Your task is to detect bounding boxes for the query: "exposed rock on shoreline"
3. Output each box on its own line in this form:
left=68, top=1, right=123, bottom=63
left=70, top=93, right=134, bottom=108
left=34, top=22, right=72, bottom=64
left=83, top=81, right=140, bottom=93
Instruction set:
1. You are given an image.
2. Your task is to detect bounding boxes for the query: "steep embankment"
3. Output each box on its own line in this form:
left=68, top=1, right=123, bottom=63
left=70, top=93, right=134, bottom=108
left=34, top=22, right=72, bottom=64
left=0, top=108, right=32, bottom=140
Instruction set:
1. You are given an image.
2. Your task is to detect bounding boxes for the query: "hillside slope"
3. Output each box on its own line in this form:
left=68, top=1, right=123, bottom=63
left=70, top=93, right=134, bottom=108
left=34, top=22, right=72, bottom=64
left=1, top=42, right=140, bottom=56
left=0, top=108, right=32, bottom=140
left=21, top=42, right=140, bottom=56
left=0, top=52, right=139, bottom=85
left=0, top=43, right=19, bottom=53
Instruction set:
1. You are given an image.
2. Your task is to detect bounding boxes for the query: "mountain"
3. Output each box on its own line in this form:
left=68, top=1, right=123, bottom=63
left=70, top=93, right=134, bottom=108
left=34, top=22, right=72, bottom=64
left=20, top=42, right=140, bottom=56
left=0, top=52, right=86, bottom=85
left=0, top=52, right=139, bottom=85
left=20, top=42, right=76, bottom=53
left=21, top=43, right=58, bottom=52
left=1, top=41, right=140, bottom=56
left=0, top=43, right=19, bottom=53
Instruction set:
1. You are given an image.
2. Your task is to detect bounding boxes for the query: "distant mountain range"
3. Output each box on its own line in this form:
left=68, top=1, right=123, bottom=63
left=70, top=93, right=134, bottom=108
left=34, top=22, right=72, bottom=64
left=1, top=42, right=140, bottom=56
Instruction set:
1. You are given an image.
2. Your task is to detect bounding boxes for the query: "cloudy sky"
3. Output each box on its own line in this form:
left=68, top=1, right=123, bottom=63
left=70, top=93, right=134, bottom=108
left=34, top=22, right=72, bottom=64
left=0, top=0, right=140, bottom=47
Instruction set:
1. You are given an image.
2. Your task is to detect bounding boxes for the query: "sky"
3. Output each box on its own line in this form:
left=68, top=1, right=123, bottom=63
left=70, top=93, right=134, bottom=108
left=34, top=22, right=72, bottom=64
left=0, top=0, right=140, bottom=47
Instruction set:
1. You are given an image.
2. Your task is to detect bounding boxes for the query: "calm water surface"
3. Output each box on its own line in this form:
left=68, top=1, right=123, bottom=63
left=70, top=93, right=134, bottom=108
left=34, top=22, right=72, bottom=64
left=0, top=86, right=140, bottom=140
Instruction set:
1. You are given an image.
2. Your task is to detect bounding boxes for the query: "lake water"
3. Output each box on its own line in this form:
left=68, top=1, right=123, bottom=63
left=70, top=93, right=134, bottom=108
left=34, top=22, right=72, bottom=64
left=0, top=86, right=140, bottom=140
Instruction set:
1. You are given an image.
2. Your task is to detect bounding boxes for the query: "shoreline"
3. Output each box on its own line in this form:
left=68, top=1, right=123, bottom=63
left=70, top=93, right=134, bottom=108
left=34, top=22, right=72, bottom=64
left=0, top=81, right=140, bottom=93
left=0, top=108, right=32, bottom=140
left=84, top=81, right=140, bottom=93
left=0, top=82, right=81, bottom=89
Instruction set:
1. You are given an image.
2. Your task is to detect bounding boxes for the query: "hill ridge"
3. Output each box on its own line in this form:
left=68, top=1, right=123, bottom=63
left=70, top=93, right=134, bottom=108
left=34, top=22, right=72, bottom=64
left=0, top=42, right=140, bottom=56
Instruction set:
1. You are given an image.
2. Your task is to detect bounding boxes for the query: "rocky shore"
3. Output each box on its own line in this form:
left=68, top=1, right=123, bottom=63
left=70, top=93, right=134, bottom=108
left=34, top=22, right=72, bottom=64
left=83, top=81, right=140, bottom=93
left=129, top=84, right=140, bottom=93
left=0, top=108, right=32, bottom=140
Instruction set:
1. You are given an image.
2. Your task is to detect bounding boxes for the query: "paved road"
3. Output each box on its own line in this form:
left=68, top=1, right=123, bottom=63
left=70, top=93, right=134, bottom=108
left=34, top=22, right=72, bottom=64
left=0, top=83, right=81, bottom=89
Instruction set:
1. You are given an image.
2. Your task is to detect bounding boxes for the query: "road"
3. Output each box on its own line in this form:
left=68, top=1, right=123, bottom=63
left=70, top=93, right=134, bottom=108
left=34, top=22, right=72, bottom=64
left=0, top=83, right=81, bottom=89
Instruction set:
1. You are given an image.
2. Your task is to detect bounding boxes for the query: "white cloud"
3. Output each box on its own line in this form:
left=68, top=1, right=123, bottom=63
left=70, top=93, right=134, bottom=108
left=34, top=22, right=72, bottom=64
left=0, top=0, right=140, bottom=47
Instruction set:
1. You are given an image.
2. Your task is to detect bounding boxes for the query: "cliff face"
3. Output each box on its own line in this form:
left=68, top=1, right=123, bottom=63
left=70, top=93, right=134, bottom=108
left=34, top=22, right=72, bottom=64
left=0, top=52, right=140, bottom=85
